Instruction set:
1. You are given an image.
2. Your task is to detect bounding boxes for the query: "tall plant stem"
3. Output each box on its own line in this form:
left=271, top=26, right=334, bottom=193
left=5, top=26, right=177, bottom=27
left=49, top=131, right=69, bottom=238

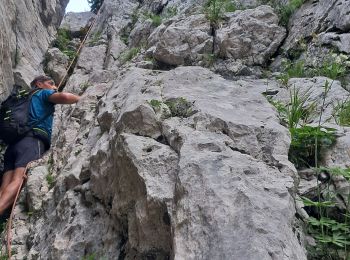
left=314, top=80, right=334, bottom=219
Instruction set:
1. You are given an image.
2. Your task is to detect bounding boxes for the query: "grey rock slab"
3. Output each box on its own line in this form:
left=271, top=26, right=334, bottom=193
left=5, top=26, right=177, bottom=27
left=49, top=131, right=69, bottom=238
left=318, top=32, right=350, bottom=54
left=147, top=14, right=213, bottom=65
left=284, top=0, right=350, bottom=52
left=0, top=0, right=68, bottom=95
left=26, top=165, right=50, bottom=212
left=215, top=5, right=286, bottom=66
left=45, top=47, right=69, bottom=84
left=60, top=11, right=95, bottom=37
left=274, top=77, right=349, bottom=124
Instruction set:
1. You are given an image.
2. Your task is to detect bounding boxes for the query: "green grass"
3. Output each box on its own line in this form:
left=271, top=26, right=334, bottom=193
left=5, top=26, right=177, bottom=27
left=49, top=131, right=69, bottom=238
left=289, top=126, right=336, bottom=169
left=88, top=31, right=102, bottom=46
left=119, top=47, right=141, bottom=63
left=204, top=0, right=237, bottom=26
left=52, top=28, right=77, bottom=62
left=46, top=174, right=55, bottom=189
left=278, top=0, right=304, bottom=27
left=333, top=99, right=350, bottom=126
left=261, top=0, right=305, bottom=27
left=268, top=86, right=316, bottom=128
left=278, top=58, right=348, bottom=85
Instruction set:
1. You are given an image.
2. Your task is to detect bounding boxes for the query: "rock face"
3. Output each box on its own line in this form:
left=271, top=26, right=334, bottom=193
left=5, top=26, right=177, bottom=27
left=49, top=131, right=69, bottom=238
left=60, top=11, right=95, bottom=37
left=6, top=0, right=350, bottom=259
left=146, top=5, right=285, bottom=67
left=21, top=65, right=306, bottom=259
left=283, top=0, right=350, bottom=53
left=0, top=0, right=68, bottom=98
left=147, top=14, right=213, bottom=66
left=215, top=5, right=285, bottom=66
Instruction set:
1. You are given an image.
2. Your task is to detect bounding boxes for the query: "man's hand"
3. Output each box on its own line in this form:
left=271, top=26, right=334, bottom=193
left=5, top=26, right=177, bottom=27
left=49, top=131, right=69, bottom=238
left=48, top=92, right=80, bottom=104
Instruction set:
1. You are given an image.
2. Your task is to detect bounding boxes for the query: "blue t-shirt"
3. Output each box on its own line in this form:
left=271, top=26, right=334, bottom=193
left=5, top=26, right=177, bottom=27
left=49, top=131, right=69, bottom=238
left=28, top=89, right=56, bottom=139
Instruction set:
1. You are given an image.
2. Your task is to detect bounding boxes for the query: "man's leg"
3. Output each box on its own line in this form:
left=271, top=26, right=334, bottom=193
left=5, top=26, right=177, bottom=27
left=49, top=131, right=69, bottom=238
left=0, top=170, right=14, bottom=198
left=0, top=167, right=26, bottom=215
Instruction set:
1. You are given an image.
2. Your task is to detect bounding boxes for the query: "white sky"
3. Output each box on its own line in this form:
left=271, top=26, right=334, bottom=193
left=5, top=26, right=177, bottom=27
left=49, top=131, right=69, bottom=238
left=66, top=0, right=90, bottom=13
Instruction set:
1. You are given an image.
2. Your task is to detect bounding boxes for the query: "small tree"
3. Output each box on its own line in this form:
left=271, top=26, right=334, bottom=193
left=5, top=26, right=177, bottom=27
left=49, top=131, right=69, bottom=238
left=87, top=0, right=103, bottom=14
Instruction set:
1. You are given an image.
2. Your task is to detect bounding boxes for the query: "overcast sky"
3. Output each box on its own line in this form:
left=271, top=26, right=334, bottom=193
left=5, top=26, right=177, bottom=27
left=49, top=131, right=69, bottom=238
left=66, top=0, right=90, bottom=12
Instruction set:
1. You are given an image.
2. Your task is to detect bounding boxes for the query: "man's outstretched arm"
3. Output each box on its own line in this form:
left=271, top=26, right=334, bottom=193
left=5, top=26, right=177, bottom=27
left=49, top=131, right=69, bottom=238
left=48, top=92, right=80, bottom=104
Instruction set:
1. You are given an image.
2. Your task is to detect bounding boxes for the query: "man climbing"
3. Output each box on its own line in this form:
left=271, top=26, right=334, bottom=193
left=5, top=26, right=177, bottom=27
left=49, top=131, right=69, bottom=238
left=0, top=75, right=80, bottom=216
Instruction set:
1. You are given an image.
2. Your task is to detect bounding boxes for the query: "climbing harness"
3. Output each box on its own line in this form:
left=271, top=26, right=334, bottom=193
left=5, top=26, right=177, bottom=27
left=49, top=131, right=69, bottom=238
left=5, top=6, right=102, bottom=258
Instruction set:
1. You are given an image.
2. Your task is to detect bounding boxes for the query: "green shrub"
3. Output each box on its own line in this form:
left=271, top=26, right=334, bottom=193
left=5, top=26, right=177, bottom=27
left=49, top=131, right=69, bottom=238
left=268, top=86, right=316, bottom=128
left=119, top=47, right=141, bottom=63
left=204, top=0, right=237, bottom=25
left=333, top=99, right=350, bottom=126
left=149, top=99, right=162, bottom=109
left=278, top=56, right=348, bottom=85
left=165, top=97, right=195, bottom=118
left=151, top=15, right=162, bottom=27
left=302, top=167, right=350, bottom=259
left=87, top=0, right=103, bottom=14
left=88, top=31, right=102, bottom=46
left=314, top=59, right=347, bottom=80
left=164, top=7, right=178, bottom=19
left=46, top=174, right=55, bottom=189
left=143, top=12, right=163, bottom=27
left=262, top=0, right=305, bottom=27
left=53, top=28, right=72, bottom=51
left=278, top=0, right=304, bottom=27
left=289, top=126, right=336, bottom=169
left=52, top=28, right=77, bottom=62
left=286, top=87, right=316, bottom=129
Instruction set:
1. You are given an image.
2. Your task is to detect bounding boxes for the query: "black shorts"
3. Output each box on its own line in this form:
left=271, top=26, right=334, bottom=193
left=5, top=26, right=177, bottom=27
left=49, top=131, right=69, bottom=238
left=3, top=137, right=46, bottom=172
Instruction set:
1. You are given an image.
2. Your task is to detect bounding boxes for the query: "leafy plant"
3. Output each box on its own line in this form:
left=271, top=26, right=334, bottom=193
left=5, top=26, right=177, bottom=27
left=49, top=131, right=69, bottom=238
left=164, top=7, right=178, bottom=19
left=52, top=28, right=76, bottom=61
left=277, top=60, right=307, bottom=85
left=143, top=12, right=163, bottom=27
left=268, top=86, right=316, bottom=128
left=119, top=47, right=141, bottom=63
left=87, top=0, right=103, bottom=14
left=46, top=174, right=55, bottom=189
left=314, top=59, right=347, bottom=80
left=53, top=28, right=72, bottom=51
left=286, top=87, right=316, bottom=129
left=278, top=0, right=304, bottom=27
left=88, top=31, right=102, bottom=46
left=289, top=126, right=336, bottom=169
left=303, top=167, right=350, bottom=259
left=165, top=97, right=195, bottom=118
left=333, top=99, right=350, bottom=126
left=204, top=0, right=237, bottom=26
left=148, top=99, right=162, bottom=109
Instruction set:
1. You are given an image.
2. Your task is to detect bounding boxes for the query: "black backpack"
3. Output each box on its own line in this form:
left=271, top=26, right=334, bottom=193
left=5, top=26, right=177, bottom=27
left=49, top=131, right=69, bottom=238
left=0, top=85, right=48, bottom=144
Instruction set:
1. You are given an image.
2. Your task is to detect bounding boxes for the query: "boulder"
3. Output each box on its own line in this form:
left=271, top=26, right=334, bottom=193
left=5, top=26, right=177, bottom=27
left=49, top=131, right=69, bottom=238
left=215, top=5, right=286, bottom=66
left=147, top=14, right=212, bottom=65
left=60, top=12, right=96, bottom=37
left=45, top=48, right=69, bottom=84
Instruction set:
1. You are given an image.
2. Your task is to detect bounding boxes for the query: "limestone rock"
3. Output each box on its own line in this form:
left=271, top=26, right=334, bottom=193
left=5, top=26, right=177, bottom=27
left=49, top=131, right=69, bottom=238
left=0, top=0, right=68, bottom=98
left=45, top=48, right=69, bottom=84
left=215, top=5, right=286, bottom=66
left=318, top=32, right=350, bottom=54
left=26, top=165, right=50, bottom=212
left=284, top=0, right=350, bottom=53
left=60, top=11, right=95, bottom=37
left=147, top=14, right=212, bottom=65
left=24, top=66, right=306, bottom=259
left=274, top=77, right=349, bottom=124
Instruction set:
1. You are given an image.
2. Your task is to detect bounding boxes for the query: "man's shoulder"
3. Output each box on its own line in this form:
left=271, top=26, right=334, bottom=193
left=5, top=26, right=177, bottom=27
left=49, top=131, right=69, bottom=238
left=32, top=89, right=56, bottom=103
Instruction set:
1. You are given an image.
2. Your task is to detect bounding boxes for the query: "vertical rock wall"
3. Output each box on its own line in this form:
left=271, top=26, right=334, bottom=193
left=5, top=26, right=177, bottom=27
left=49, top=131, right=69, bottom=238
left=0, top=0, right=68, bottom=98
